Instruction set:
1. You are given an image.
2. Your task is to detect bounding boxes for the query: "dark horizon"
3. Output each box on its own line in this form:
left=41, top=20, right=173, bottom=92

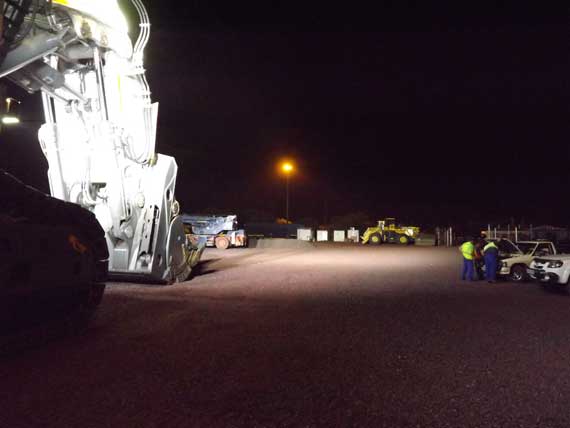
left=0, top=1, right=568, bottom=230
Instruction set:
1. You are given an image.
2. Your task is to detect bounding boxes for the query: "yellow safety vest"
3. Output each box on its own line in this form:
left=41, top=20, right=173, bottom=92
left=460, top=242, right=474, bottom=260
left=483, top=242, right=498, bottom=253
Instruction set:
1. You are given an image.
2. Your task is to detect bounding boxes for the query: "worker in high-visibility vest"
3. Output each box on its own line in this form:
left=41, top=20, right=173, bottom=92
left=483, top=240, right=499, bottom=283
left=460, top=238, right=476, bottom=281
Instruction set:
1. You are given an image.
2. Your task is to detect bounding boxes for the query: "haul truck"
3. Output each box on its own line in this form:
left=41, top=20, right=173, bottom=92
left=0, top=0, right=204, bottom=283
left=182, top=214, right=247, bottom=250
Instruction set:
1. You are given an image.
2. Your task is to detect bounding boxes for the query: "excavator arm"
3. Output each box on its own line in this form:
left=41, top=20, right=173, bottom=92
left=0, top=0, right=204, bottom=283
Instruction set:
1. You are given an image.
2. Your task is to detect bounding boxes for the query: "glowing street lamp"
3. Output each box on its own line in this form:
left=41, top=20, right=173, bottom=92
left=281, top=161, right=295, bottom=222
left=282, top=162, right=293, bottom=174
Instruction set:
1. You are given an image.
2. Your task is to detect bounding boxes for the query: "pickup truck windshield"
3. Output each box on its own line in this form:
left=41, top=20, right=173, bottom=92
left=496, top=239, right=521, bottom=255
left=514, top=242, right=537, bottom=255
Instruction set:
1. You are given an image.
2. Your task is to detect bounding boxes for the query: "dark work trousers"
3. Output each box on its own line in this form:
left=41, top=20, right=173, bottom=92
left=462, top=258, right=474, bottom=281
left=474, top=258, right=485, bottom=280
left=484, top=253, right=498, bottom=281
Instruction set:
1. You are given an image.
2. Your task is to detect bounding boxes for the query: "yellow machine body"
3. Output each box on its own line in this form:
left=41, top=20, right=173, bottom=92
left=362, top=218, right=420, bottom=245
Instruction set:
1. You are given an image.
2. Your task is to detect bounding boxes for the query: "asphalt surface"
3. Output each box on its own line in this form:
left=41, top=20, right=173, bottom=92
left=2, top=244, right=570, bottom=428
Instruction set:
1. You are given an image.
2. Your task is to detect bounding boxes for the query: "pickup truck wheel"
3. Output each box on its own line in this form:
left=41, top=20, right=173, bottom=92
left=510, top=265, right=526, bottom=282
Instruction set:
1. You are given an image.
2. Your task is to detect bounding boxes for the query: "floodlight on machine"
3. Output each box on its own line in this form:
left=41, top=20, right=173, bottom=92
left=2, top=115, right=20, bottom=124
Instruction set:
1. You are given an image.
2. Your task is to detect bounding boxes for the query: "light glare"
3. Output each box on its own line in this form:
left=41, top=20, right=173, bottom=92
left=2, top=116, right=20, bottom=125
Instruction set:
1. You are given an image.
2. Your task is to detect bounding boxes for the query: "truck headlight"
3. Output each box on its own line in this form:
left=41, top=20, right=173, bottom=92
left=547, top=260, right=564, bottom=268
left=501, top=261, right=508, bottom=268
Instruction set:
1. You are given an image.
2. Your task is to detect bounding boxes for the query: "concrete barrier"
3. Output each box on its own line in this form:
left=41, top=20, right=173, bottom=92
left=248, top=238, right=316, bottom=249
left=333, top=230, right=346, bottom=242
left=297, top=228, right=314, bottom=241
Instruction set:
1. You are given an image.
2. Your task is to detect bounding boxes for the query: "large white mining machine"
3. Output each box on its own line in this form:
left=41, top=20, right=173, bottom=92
left=0, top=0, right=204, bottom=283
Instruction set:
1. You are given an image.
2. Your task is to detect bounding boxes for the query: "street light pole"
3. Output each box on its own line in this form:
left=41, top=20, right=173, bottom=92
left=286, top=173, right=290, bottom=222
left=281, top=161, right=294, bottom=223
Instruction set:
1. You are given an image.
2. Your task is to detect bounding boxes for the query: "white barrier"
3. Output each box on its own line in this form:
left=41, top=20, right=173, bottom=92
left=297, top=228, right=314, bottom=241
left=347, top=228, right=359, bottom=243
left=333, top=230, right=345, bottom=242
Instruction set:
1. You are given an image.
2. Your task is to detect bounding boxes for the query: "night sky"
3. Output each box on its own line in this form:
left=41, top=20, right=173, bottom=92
left=0, top=1, right=568, bottom=229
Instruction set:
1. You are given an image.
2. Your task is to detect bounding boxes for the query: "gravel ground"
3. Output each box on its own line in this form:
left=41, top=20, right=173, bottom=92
left=2, top=244, right=570, bottom=428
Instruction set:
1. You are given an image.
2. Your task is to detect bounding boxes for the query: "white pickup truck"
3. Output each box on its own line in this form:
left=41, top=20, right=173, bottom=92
left=486, top=239, right=557, bottom=282
left=528, top=255, right=570, bottom=285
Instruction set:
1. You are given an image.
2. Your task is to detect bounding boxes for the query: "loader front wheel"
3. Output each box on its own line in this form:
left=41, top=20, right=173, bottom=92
left=215, top=236, right=230, bottom=250
left=369, top=233, right=382, bottom=245
left=398, top=235, right=409, bottom=245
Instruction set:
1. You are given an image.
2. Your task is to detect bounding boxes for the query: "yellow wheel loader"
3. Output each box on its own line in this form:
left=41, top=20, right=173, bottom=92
left=362, top=218, right=420, bottom=245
